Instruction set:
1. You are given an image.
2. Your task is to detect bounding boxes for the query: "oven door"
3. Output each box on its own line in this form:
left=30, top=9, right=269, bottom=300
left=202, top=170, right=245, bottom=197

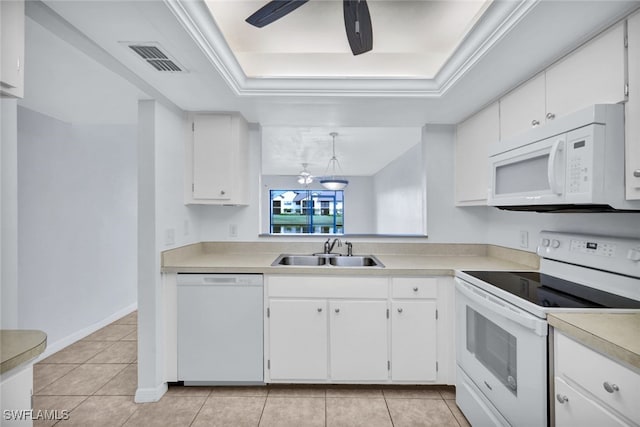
left=455, top=278, right=548, bottom=426
left=488, top=134, right=567, bottom=206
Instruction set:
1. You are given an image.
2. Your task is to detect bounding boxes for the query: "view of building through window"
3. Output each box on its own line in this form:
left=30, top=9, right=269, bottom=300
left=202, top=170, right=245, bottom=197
left=270, top=190, right=344, bottom=234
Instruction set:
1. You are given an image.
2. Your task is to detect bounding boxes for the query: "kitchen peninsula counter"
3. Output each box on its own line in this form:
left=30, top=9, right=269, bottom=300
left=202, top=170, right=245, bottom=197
left=0, top=330, right=47, bottom=375
left=549, top=312, right=640, bottom=370
left=161, top=242, right=539, bottom=275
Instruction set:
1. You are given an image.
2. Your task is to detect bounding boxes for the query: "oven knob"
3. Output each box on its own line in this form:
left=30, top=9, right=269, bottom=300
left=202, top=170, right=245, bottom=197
left=551, top=239, right=561, bottom=249
left=627, top=249, right=640, bottom=262
left=541, top=238, right=550, bottom=247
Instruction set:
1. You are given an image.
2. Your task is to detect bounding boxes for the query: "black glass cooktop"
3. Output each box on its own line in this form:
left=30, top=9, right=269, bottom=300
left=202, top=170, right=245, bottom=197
left=463, top=271, right=640, bottom=309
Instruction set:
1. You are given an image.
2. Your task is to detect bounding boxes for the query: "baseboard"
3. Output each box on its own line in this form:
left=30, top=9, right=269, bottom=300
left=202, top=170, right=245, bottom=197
left=33, top=302, right=137, bottom=362
left=135, top=382, right=168, bottom=403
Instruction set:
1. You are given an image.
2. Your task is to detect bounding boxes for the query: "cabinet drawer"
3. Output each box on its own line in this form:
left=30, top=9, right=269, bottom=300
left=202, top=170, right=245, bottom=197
left=268, top=275, right=388, bottom=299
left=554, top=377, right=628, bottom=427
left=555, top=332, right=640, bottom=422
left=391, top=278, right=437, bottom=299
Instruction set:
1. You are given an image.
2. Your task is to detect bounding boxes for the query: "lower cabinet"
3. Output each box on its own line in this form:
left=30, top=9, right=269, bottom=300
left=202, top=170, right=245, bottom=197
left=329, top=300, right=388, bottom=381
left=391, top=300, right=437, bottom=381
left=265, top=275, right=451, bottom=384
left=553, top=330, right=640, bottom=426
left=268, top=299, right=328, bottom=381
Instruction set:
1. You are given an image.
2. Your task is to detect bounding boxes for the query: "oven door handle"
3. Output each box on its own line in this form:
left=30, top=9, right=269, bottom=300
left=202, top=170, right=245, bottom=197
left=455, top=279, right=547, bottom=337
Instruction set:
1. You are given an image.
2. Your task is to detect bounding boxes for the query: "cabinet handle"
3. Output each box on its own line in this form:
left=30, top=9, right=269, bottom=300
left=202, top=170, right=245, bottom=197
left=317, top=308, right=323, bottom=313
left=531, top=119, right=540, bottom=127
left=220, top=190, right=226, bottom=195
left=413, top=287, right=419, bottom=292
left=397, top=308, right=403, bottom=313
left=634, top=170, right=640, bottom=178
left=603, top=382, right=619, bottom=393
left=334, top=308, right=340, bottom=313
left=546, top=112, right=556, bottom=120
left=556, top=394, right=569, bottom=404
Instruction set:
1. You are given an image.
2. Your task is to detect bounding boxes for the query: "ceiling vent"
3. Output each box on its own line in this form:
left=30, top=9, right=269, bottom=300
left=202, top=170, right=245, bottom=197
left=127, top=43, right=185, bottom=72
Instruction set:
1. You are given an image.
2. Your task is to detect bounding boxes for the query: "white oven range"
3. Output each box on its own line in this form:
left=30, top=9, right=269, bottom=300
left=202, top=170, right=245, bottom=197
left=455, top=231, right=640, bottom=426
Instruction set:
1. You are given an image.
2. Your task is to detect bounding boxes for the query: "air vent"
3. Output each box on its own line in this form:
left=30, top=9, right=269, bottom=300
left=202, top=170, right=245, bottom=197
left=128, top=44, right=184, bottom=72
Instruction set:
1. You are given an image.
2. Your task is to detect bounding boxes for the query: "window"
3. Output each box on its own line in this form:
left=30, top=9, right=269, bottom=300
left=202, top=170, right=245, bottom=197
left=269, top=190, right=344, bottom=234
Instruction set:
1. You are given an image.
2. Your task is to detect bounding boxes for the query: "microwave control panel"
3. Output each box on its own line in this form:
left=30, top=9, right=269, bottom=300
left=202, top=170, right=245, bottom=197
left=566, top=127, right=594, bottom=196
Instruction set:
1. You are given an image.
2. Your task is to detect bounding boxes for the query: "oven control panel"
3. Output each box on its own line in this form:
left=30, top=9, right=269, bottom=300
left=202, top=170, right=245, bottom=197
left=538, top=231, right=640, bottom=278
left=569, top=239, right=616, bottom=257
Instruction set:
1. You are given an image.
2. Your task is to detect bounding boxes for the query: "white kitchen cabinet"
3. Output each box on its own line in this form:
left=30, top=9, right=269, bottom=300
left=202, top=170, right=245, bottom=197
left=0, top=0, right=25, bottom=98
left=185, top=113, right=249, bottom=205
left=264, top=274, right=453, bottom=385
left=455, top=102, right=499, bottom=205
left=553, top=330, right=640, bottom=426
left=626, top=10, right=640, bottom=200
left=329, top=300, right=388, bottom=381
left=498, top=23, right=626, bottom=142
left=390, top=277, right=438, bottom=382
left=554, top=377, right=628, bottom=427
left=546, top=22, right=627, bottom=119
left=0, top=365, right=33, bottom=426
left=499, top=73, right=546, bottom=141
left=268, top=299, right=328, bottom=381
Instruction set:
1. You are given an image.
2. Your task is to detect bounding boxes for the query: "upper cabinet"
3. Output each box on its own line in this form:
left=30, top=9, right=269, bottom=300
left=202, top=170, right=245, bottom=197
left=185, top=113, right=250, bottom=205
left=546, top=22, right=627, bottom=118
left=0, top=0, right=25, bottom=98
left=499, top=73, right=546, bottom=141
left=455, top=102, right=499, bottom=206
left=626, top=10, right=640, bottom=200
left=499, top=22, right=627, bottom=141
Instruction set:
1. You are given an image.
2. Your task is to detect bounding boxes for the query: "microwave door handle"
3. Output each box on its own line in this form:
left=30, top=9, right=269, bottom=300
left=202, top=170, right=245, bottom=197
left=547, top=139, right=564, bottom=195
left=455, top=279, right=546, bottom=336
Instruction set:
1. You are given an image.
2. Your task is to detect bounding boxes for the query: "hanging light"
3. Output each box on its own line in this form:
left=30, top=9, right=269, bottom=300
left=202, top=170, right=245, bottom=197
left=320, top=132, right=349, bottom=190
left=297, top=163, right=313, bottom=186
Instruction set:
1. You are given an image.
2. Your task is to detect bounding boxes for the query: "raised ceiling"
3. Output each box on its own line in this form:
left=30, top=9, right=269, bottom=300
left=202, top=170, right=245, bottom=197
left=204, top=0, right=491, bottom=79
left=33, top=0, right=640, bottom=126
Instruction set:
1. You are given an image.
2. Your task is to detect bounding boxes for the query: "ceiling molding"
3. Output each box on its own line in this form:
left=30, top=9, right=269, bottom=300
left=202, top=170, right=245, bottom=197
left=164, top=0, right=540, bottom=97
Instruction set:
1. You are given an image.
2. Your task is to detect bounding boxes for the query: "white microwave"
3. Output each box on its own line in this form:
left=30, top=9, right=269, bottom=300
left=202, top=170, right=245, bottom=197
left=488, top=104, right=640, bottom=212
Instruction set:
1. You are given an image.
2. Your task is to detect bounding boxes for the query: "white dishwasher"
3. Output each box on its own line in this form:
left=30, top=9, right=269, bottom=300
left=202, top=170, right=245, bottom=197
left=177, top=273, right=263, bottom=385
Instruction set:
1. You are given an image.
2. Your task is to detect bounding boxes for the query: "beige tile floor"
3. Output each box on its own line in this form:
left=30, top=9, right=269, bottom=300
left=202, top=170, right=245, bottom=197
left=33, top=311, right=471, bottom=427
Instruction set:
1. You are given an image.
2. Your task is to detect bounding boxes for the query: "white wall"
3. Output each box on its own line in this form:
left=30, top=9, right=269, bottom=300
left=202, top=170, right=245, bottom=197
left=17, top=107, right=138, bottom=345
left=423, top=125, right=489, bottom=243
left=136, top=100, right=197, bottom=402
left=373, top=143, right=425, bottom=234
left=1, top=99, right=19, bottom=329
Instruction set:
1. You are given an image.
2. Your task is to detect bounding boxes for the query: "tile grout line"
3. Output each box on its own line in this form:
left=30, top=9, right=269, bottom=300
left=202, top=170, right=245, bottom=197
left=187, top=389, right=211, bottom=427
left=257, top=390, right=269, bottom=427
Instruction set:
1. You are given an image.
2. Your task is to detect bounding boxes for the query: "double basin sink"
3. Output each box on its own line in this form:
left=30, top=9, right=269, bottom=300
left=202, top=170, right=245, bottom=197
left=272, top=254, right=385, bottom=268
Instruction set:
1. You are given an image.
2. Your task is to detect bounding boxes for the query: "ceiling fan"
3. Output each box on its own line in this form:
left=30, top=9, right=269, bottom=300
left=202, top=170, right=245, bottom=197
left=245, top=0, right=373, bottom=56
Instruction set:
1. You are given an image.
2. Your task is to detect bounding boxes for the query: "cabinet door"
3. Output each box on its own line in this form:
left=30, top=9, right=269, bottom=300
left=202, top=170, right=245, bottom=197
left=391, top=301, right=437, bottom=381
left=627, top=11, right=640, bottom=200
left=0, top=0, right=24, bottom=98
left=554, top=378, right=627, bottom=427
left=455, top=102, right=499, bottom=205
left=268, top=299, right=328, bottom=381
left=329, top=300, right=388, bottom=381
left=546, top=22, right=626, bottom=119
left=192, top=114, right=233, bottom=201
left=499, top=73, right=546, bottom=141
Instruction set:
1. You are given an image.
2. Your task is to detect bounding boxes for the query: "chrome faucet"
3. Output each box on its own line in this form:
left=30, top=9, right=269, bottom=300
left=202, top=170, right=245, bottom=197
left=324, top=238, right=342, bottom=254
left=345, top=241, right=353, bottom=256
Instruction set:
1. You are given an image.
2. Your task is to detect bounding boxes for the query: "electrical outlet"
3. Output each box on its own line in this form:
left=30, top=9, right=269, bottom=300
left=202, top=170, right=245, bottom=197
left=229, top=224, right=238, bottom=238
left=165, top=228, right=175, bottom=246
left=519, top=230, right=529, bottom=248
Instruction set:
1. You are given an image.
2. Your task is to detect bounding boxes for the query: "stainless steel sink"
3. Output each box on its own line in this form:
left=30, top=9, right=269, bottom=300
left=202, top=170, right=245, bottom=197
left=328, top=255, right=384, bottom=267
left=273, top=255, right=327, bottom=266
left=271, top=254, right=384, bottom=268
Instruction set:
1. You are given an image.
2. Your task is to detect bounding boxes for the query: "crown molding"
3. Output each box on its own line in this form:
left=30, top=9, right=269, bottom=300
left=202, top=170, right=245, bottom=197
left=164, top=0, right=539, bottom=97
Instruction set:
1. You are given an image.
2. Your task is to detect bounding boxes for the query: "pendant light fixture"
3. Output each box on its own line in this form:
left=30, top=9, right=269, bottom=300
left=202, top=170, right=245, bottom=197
left=320, top=132, right=349, bottom=190
left=297, top=163, right=313, bottom=186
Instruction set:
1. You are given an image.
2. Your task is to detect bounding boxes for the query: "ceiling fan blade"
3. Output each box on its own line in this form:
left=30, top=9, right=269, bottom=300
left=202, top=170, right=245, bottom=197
left=246, top=0, right=310, bottom=28
left=343, top=0, right=373, bottom=55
